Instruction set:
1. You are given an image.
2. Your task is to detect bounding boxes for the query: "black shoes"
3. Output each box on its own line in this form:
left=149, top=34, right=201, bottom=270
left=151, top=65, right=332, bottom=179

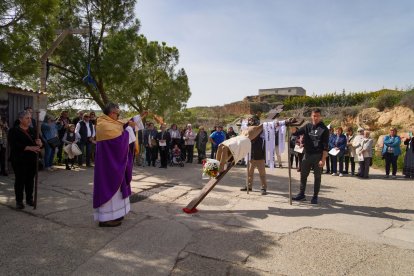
left=16, top=202, right=25, bottom=209
left=261, top=189, right=267, bottom=195
left=292, top=193, right=306, bottom=201
left=26, top=200, right=34, bottom=207
left=311, top=196, right=318, bottom=204
left=240, top=187, right=252, bottom=191
left=99, top=220, right=122, bottom=227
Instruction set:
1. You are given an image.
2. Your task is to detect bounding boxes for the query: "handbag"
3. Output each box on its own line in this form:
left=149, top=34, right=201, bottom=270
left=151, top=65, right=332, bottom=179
left=47, top=137, right=61, bottom=148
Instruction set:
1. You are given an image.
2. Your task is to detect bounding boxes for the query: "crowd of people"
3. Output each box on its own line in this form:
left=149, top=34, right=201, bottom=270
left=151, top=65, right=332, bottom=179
left=4, top=106, right=414, bottom=211
left=289, top=125, right=414, bottom=179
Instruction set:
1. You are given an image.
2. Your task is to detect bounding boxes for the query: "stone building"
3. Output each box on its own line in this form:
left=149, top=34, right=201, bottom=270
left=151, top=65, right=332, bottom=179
left=258, top=87, right=306, bottom=96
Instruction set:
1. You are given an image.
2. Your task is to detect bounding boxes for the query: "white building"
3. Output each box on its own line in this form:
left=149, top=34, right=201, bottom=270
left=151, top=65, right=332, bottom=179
left=258, top=87, right=306, bottom=96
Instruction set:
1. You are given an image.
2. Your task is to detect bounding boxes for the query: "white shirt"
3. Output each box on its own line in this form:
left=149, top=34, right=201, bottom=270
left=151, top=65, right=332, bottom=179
left=75, top=120, right=95, bottom=138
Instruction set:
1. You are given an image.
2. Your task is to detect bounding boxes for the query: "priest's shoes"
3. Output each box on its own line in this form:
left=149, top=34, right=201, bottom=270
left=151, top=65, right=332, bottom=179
left=99, top=220, right=122, bottom=227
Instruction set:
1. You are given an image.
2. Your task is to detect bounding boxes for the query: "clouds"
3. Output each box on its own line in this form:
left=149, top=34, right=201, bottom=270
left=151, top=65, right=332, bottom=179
left=135, top=0, right=414, bottom=107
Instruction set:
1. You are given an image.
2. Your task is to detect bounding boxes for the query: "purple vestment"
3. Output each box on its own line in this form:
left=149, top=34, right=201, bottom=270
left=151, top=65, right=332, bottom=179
left=93, top=131, right=134, bottom=209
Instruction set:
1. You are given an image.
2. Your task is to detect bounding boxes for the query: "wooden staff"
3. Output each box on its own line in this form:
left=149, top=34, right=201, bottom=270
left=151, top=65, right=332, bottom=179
left=33, top=110, right=41, bottom=209
left=246, top=153, right=249, bottom=194
left=287, top=126, right=292, bottom=205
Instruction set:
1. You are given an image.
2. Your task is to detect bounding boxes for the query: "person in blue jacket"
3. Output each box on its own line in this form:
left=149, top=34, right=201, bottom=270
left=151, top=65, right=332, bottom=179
left=329, top=127, right=347, bottom=176
left=382, top=127, right=401, bottom=179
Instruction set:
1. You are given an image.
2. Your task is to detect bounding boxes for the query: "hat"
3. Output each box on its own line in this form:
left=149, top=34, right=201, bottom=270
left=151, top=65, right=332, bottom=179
left=357, top=127, right=364, bottom=132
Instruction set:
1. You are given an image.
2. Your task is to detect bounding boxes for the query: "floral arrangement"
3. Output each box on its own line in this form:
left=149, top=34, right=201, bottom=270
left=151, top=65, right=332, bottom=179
left=202, top=158, right=220, bottom=179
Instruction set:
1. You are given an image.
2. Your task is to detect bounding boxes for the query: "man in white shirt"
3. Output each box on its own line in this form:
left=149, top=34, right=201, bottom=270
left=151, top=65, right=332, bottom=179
left=75, top=113, right=95, bottom=167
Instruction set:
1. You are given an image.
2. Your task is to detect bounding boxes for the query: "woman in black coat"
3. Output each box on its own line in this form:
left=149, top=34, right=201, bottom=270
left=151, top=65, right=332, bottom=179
left=8, top=111, right=42, bottom=209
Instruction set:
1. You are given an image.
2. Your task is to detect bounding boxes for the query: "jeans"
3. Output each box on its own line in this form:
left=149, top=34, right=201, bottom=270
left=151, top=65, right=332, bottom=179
left=384, top=152, right=398, bottom=176
left=78, top=141, right=91, bottom=166
left=300, top=153, right=323, bottom=196
left=44, top=143, right=56, bottom=168
left=331, top=152, right=344, bottom=174
left=211, top=146, right=218, bottom=159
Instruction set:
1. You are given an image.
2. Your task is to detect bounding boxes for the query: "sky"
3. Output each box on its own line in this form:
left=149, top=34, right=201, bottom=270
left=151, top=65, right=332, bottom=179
left=135, top=0, right=414, bottom=107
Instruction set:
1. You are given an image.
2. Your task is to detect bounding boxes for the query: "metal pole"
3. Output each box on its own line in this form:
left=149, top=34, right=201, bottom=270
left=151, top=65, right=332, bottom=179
left=287, top=127, right=292, bottom=205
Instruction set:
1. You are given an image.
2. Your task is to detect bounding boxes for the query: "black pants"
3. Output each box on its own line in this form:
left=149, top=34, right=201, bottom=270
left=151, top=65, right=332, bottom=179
left=197, top=148, right=206, bottom=163
left=360, top=157, right=371, bottom=178
left=384, top=152, right=398, bottom=176
left=159, top=147, right=168, bottom=167
left=0, top=146, right=6, bottom=173
left=56, top=142, right=64, bottom=163
left=300, top=153, right=323, bottom=196
left=186, top=145, right=194, bottom=163
left=344, top=156, right=355, bottom=174
left=146, top=146, right=158, bottom=166
left=78, top=141, right=91, bottom=166
left=12, top=162, right=36, bottom=203
left=325, top=154, right=331, bottom=173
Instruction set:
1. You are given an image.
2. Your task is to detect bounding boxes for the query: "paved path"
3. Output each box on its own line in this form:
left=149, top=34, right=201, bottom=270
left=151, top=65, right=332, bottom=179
left=0, top=155, right=413, bottom=275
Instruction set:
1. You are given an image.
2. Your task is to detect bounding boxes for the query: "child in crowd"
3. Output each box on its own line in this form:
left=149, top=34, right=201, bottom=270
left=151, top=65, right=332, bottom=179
left=62, top=124, right=80, bottom=170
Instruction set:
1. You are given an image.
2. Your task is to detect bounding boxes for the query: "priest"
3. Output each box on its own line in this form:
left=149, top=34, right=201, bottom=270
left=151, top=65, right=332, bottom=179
left=93, top=102, right=146, bottom=227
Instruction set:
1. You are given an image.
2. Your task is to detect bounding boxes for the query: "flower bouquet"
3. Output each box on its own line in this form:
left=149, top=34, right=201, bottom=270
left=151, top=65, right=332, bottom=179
left=202, top=158, right=220, bottom=179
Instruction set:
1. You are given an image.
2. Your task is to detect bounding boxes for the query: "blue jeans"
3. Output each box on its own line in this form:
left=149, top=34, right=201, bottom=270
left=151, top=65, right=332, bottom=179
left=44, top=143, right=56, bottom=168
left=331, top=151, right=344, bottom=174
left=77, top=141, right=91, bottom=166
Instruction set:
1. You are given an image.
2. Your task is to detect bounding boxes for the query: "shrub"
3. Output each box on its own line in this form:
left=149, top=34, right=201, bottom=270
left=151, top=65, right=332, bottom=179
left=399, top=90, right=414, bottom=110
left=373, top=92, right=402, bottom=111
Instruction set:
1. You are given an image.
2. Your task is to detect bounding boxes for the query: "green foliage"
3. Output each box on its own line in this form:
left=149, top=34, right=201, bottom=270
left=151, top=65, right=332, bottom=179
left=282, top=89, right=402, bottom=110
left=0, top=0, right=60, bottom=82
left=399, top=89, right=414, bottom=110
left=373, top=91, right=403, bottom=111
left=113, top=35, right=191, bottom=116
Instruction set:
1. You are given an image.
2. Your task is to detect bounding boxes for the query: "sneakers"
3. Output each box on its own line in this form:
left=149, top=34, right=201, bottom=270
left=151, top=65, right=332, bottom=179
left=260, top=189, right=267, bottom=195
left=26, top=200, right=34, bottom=207
left=311, top=196, right=318, bottom=204
left=99, top=220, right=122, bottom=227
left=339, top=173, right=343, bottom=177
left=292, top=193, right=306, bottom=201
left=384, top=175, right=389, bottom=179
left=392, top=175, right=397, bottom=179
left=16, top=202, right=25, bottom=209
left=331, top=173, right=337, bottom=176
left=240, top=187, right=252, bottom=191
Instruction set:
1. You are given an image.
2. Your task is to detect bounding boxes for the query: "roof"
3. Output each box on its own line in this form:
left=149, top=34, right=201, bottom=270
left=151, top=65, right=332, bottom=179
left=0, top=84, right=47, bottom=95
left=259, top=87, right=305, bottom=91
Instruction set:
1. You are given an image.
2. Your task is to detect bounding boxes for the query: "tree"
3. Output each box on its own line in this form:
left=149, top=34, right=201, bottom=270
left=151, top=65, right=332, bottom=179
left=113, top=35, right=191, bottom=117
left=46, top=0, right=140, bottom=109
left=0, top=0, right=59, bottom=82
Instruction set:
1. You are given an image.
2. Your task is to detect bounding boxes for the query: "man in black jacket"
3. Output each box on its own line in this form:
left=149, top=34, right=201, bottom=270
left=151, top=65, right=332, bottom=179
left=75, top=113, right=95, bottom=167
left=156, top=123, right=171, bottom=168
left=292, top=108, right=329, bottom=204
left=143, top=122, right=158, bottom=166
